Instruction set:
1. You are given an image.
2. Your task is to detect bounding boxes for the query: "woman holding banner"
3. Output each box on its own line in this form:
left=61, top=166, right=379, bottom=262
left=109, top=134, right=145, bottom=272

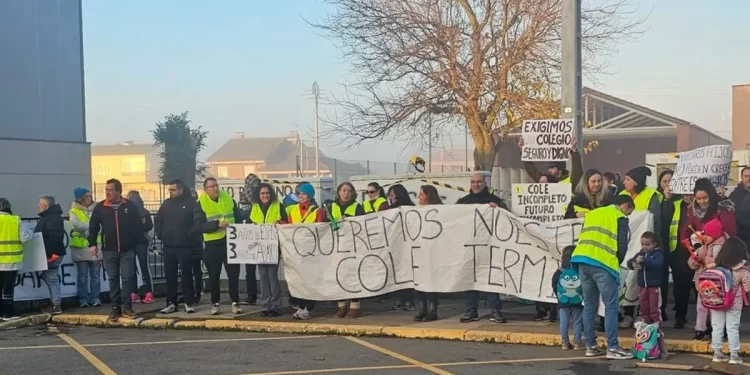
left=564, top=169, right=613, bottom=219
left=364, top=182, right=389, bottom=213
left=386, top=184, right=416, bottom=310
left=413, top=185, right=443, bottom=322
left=287, top=183, right=324, bottom=320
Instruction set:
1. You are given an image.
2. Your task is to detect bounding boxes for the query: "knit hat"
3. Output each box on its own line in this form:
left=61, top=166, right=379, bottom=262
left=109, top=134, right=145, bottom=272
left=625, top=166, right=652, bottom=188
left=74, top=187, right=90, bottom=200
left=702, top=218, right=723, bottom=239
left=298, top=183, right=315, bottom=200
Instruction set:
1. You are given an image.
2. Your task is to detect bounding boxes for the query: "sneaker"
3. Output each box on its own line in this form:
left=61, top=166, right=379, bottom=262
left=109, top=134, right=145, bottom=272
left=402, top=301, right=414, bottom=311
left=2, top=314, right=21, bottom=321
left=585, top=347, right=604, bottom=357
left=618, top=316, right=633, bottom=329
left=122, top=306, right=138, bottom=319
left=489, top=310, right=507, bottom=323
left=460, top=311, right=479, bottom=323
left=548, top=312, right=558, bottom=323
left=606, top=347, right=634, bottom=360
left=232, top=302, right=243, bottom=314
left=729, top=353, right=743, bottom=365
left=92, top=301, right=102, bottom=307
left=712, top=351, right=729, bottom=363
left=574, top=342, right=586, bottom=351
left=293, top=308, right=311, bottom=320
left=160, top=304, right=177, bottom=314
left=80, top=303, right=90, bottom=308
left=131, top=293, right=141, bottom=303
left=142, top=292, right=154, bottom=304
left=243, top=297, right=257, bottom=305
left=392, top=302, right=408, bottom=311
left=532, top=310, right=547, bottom=322
left=562, top=343, right=574, bottom=350
left=335, top=307, right=348, bottom=318
left=693, top=331, right=706, bottom=341
left=45, top=305, right=62, bottom=315
left=345, top=308, right=361, bottom=319
left=184, top=304, right=195, bottom=313
left=210, top=303, right=220, bottom=315
left=108, top=307, right=122, bottom=322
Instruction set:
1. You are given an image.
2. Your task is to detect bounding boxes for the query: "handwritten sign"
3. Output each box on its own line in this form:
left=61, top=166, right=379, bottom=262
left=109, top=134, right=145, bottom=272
left=521, top=119, right=573, bottom=161
left=511, top=183, right=570, bottom=222
left=227, top=224, right=279, bottom=264
left=669, top=145, right=733, bottom=194
left=278, top=205, right=650, bottom=302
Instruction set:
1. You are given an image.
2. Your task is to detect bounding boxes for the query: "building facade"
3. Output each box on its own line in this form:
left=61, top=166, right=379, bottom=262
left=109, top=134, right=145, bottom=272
left=733, top=84, right=750, bottom=151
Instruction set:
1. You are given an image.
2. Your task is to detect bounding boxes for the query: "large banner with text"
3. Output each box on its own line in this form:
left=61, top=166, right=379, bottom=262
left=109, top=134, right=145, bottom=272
left=278, top=205, right=651, bottom=302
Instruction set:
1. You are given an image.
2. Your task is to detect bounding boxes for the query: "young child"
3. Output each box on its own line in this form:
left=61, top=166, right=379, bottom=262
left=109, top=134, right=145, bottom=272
left=627, top=231, right=668, bottom=357
left=687, top=218, right=725, bottom=340
left=709, top=237, right=750, bottom=364
left=552, top=245, right=584, bottom=350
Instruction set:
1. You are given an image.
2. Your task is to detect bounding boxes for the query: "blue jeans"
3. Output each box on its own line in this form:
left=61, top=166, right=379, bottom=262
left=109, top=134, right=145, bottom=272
left=466, top=291, right=501, bottom=313
left=44, top=257, right=63, bottom=305
left=579, top=264, right=620, bottom=349
left=711, top=309, right=742, bottom=353
left=559, top=306, right=583, bottom=345
left=76, top=261, right=101, bottom=305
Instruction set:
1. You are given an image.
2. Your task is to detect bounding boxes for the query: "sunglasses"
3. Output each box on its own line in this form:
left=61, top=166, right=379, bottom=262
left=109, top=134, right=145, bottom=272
left=367, top=190, right=377, bottom=194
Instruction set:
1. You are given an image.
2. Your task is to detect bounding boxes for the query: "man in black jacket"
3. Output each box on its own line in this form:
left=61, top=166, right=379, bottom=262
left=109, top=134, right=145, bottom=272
left=457, top=173, right=509, bottom=324
left=89, top=178, right=142, bottom=321
left=155, top=179, right=199, bottom=314
left=729, top=167, right=750, bottom=247
left=35, top=195, right=66, bottom=315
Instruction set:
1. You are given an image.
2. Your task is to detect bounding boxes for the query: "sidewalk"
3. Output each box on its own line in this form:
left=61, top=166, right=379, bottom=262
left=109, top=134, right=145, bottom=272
left=47, top=293, right=750, bottom=355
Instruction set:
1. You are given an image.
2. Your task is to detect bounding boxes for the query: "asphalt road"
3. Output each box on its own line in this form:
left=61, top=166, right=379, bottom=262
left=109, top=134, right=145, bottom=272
left=0, top=326, right=738, bottom=375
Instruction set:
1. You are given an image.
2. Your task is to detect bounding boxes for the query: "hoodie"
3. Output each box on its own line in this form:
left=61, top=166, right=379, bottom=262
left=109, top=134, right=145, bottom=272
left=456, top=187, right=509, bottom=210
left=34, top=204, right=66, bottom=257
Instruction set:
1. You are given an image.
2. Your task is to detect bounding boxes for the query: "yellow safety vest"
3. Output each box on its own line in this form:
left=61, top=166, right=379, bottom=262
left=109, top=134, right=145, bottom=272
left=620, top=186, right=663, bottom=210
left=331, top=202, right=360, bottom=221
left=285, top=203, right=297, bottom=216
left=560, top=176, right=571, bottom=184
left=669, top=199, right=682, bottom=252
left=572, top=205, right=590, bottom=215
left=288, top=205, right=319, bottom=224
left=572, top=205, right=624, bottom=276
left=69, top=207, right=100, bottom=248
left=363, top=197, right=386, bottom=214
left=250, top=202, right=282, bottom=224
left=199, top=191, right=236, bottom=242
left=0, top=214, right=23, bottom=265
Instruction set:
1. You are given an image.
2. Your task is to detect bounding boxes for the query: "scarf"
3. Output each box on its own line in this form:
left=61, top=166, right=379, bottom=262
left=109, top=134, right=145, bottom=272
left=692, top=201, right=708, bottom=220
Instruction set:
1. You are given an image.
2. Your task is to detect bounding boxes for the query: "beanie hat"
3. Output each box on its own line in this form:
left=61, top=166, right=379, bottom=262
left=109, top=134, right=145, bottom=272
left=702, top=218, right=723, bottom=239
left=626, top=166, right=652, bottom=188
left=298, top=183, right=315, bottom=200
left=74, top=187, right=90, bottom=200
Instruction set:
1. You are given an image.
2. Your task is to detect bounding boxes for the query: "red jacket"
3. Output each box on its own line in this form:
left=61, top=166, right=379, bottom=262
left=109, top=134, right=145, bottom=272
left=680, top=199, right=736, bottom=243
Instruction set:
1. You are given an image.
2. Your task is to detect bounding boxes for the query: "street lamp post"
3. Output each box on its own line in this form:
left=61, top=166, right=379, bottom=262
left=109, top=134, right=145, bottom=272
left=561, top=0, right=583, bottom=171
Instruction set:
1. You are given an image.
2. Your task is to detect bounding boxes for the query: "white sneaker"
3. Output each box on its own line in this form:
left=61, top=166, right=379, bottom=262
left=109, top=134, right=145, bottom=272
left=160, top=304, right=176, bottom=314
left=618, top=316, right=633, bottom=329
left=232, top=302, right=243, bottom=314
left=210, top=303, right=220, bottom=315
left=184, top=304, right=195, bottom=314
left=293, top=308, right=311, bottom=320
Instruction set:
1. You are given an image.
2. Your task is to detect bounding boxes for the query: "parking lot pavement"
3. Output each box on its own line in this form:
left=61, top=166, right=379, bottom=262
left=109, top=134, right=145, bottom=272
left=0, top=325, right=741, bottom=375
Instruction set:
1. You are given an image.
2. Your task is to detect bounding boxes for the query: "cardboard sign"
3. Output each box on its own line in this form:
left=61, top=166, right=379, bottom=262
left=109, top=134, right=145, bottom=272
left=521, top=119, right=574, bottom=161
left=227, top=224, right=279, bottom=264
left=511, top=183, right=570, bottom=222
left=669, top=145, right=733, bottom=194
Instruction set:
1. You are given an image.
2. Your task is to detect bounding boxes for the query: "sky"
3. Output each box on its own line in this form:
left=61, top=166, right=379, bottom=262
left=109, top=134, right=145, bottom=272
left=82, top=0, right=750, bottom=164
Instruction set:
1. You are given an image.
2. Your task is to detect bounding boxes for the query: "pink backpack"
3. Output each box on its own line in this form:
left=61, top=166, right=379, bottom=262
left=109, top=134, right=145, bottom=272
left=698, top=267, right=748, bottom=310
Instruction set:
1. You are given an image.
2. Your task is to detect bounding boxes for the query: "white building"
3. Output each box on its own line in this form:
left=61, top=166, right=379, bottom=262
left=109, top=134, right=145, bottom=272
left=0, top=0, right=90, bottom=218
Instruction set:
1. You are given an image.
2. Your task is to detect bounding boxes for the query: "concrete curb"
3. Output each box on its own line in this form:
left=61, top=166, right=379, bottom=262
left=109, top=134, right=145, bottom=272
left=50, top=314, right=746, bottom=355
left=0, top=313, right=51, bottom=331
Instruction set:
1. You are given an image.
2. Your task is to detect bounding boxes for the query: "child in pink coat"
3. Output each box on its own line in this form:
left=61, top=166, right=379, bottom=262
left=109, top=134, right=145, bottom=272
left=687, top=218, right=725, bottom=340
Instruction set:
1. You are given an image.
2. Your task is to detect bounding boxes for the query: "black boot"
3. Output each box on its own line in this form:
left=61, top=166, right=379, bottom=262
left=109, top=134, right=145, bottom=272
left=413, top=299, right=427, bottom=321
left=424, top=301, right=438, bottom=322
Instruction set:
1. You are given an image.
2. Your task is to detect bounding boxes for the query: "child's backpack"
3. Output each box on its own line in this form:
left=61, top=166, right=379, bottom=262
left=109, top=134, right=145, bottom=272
left=556, top=267, right=583, bottom=305
left=632, top=322, right=661, bottom=361
left=698, top=267, right=747, bottom=310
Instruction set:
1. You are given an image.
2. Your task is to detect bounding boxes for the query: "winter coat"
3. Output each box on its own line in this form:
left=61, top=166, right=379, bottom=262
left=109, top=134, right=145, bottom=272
left=70, top=201, right=100, bottom=261
left=729, top=184, right=750, bottom=245
left=456, top=187, right=509, bottom=210
left=627, top=248, right=664, bottom=288
left=34, top=204, right=66, bottom=257
left=155, top=190, right=201, bottom=248
left=88, top=198, right=143, bottom=252
left=680, top=199, right=736, bottom=245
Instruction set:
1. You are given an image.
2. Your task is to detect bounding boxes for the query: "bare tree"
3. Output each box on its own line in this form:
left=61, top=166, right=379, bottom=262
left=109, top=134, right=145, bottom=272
left=311, top=0, right=646, bottom=170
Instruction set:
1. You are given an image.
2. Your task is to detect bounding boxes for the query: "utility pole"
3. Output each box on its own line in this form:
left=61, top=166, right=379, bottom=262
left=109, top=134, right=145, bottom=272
left=428, top=115, right=433, bottom=173
left=311, top=81, right=321, bottom=178
left=561, top=0, right=583, bottom=171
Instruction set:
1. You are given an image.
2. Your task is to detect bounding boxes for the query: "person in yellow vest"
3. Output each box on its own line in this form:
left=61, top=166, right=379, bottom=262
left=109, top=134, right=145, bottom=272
left=620, top=166, right=663, bottom=327
left=564, top=169, right=614, bottom=219
left=191, top=177, right=243, bottom=316
left=0, top=198, right=32, bottom=321
left=571, top=194, right=634, bottom=360
left=287, top=183, right=324, bottom=321
left=325, top=182, right=365, bottom=319
left=363, top=182, right=389, bottom=213
left=247, top=183, right=287, bottom=317
left=70, top=188, right=102, bottom=308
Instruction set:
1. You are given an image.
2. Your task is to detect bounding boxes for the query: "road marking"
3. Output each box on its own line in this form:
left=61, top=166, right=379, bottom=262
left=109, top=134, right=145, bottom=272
left=436, top=356, right=594, bottom=366
left=0, top=344, right=70, bottom=351
left=57, top=334, right=118, bottom=375
left=344, top=336, right=454, bottom=375
left=1, top=335, right=324, bottom=351
left=239, top=364, right=417, bottom=375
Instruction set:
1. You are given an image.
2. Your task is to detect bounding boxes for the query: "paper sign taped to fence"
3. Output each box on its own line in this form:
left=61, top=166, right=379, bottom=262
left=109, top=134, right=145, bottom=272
left=511, top=183, right=570, bottom=222
left=521, top=119, right=574, bottom=161
left=227, top=224, right=279, bottom=264
left=278, top=205, right=651, bottom=302
left=669, top=145, right=733, bottom=194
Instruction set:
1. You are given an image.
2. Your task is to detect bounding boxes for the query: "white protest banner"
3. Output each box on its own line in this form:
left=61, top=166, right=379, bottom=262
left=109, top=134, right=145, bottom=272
left=521, top=119, right=573, bottom=162
left=20, top=223, right=48, bottom=272
left=669, top=144, right=733, bottom=194
left=227, top=224, right=279, bottom=265
left=511, top=183, right=570, bottom=222
left=278, top=205, right=651, bottom=302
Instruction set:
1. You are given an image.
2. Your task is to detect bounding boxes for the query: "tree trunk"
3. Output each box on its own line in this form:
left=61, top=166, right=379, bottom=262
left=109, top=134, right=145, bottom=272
left=473, top=137, right=496, bottom=172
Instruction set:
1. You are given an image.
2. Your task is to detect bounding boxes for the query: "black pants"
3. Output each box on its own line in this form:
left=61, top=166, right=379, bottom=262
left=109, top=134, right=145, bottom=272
left=102, top=249, right=135, bottom=308
left=290, top=296, right=316, bottom=311
left=667, top=248, right=694, bottom=321
left=204, top=240, right=240, bottom=304
left=0, top=270, right=18, bottom=317
left=245, top=264, right=257, bottom=301
left=192, top=259, right=203, bottom=296
left=164, top=246, right=194, bottom=305
left=418, top=291, right=438, bottom=304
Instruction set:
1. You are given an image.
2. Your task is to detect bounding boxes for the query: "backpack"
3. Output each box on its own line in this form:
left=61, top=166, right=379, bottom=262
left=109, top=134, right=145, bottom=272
left=698, top=267, right=747, bottom=310
left=556, top=268, right=583, bottom=305
left=632, top=321, right=661, bottom=361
